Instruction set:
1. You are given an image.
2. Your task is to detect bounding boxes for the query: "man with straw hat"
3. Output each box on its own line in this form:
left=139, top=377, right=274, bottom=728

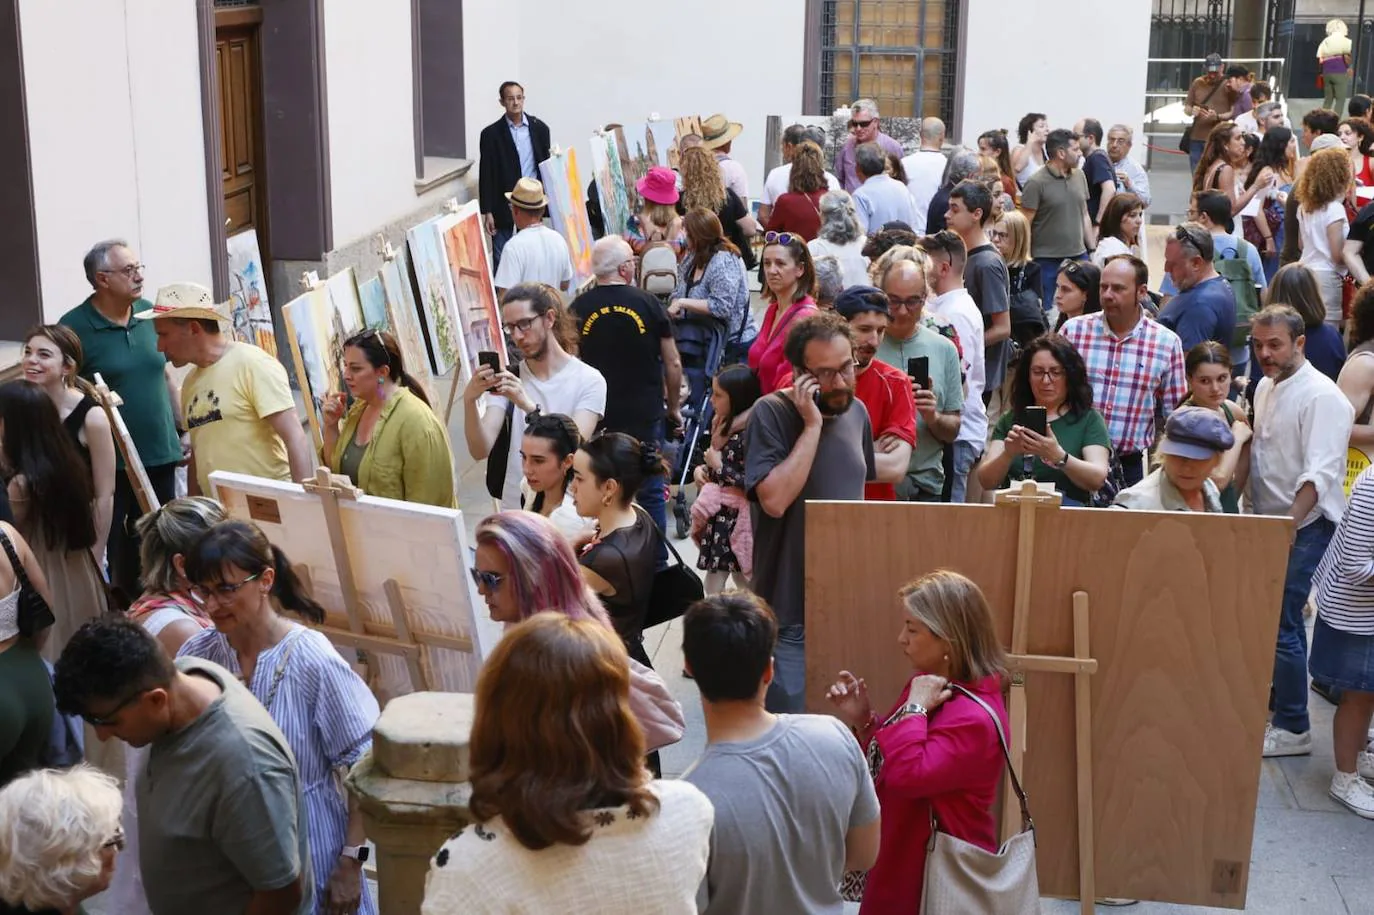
left=140, top=282, right=312, bottom=496
left=493, top=177, right=574, bottom=295
left=701, top=112, right=749, bottom=203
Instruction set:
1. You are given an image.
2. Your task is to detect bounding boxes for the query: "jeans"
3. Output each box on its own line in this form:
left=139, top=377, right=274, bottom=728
left=633, top=420, right=669, bottom=568
left=1034, top=254, right=1086, bottom=315
left=765, top=624, right=807, bottom=713
left=1189, top=139, right=1206, bottom=175
left=109, top=462, right=179, bottom=596
left=945, top=440, right=982, bottom=504
left=491, top=228, right=514, bottom=269
left=1272, top=517, right=1336, bottom=735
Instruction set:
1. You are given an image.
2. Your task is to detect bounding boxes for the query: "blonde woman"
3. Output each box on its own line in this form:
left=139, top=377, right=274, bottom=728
left=1318, top=19, right=1353, bottom=113
left=993, top=210, right=1041, bottom=309
left=1296, top=146, right=1353, bottom=325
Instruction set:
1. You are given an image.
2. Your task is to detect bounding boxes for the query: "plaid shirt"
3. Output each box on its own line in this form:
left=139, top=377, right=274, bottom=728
left=1061, top=311, right=1187, bottom=455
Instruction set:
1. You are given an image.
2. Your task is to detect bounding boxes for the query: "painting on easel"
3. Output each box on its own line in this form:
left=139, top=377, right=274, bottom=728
left=438, top=202, right=504, bottom=381
left=588, top=132, right=631, bottom=237
left=225, top=229, right=277, bottom=357
left=358, top=276, right=390, bottom=331
left=406, top=216, right=463, bottom=377
left=379, top=248, right=435, bottom=406
left=539, top=148, right=595, bottom=289
left=281, top=286, right=332, bottom=447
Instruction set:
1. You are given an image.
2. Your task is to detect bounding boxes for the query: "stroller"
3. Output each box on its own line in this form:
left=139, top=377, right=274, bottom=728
left=668, top=313, right=728, bottom=538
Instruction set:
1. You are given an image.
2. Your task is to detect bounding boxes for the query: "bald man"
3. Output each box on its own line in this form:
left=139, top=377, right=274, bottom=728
left=901, top=117, right=947, bottom=233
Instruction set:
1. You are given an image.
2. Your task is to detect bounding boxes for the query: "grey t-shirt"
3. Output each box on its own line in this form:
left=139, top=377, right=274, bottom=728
left=966, top=244, right=1012, bottom=390
left=746, top=392, right=875, bottom=628
left=684, top=714, right=880, bottom=915
left=138, top=658, right=313, bottom=915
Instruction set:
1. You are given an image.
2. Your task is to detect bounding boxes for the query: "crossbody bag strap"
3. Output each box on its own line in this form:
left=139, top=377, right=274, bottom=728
left=261, top=627, right=306, bottom=713
left=0, top=530, right=32, bottom=592
left=632, top=503, right=689, bottom=570
left=948, top=683, right=1034, bottom=832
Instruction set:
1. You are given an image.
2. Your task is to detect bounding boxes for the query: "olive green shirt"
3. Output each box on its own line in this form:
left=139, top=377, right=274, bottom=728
left=323, top=387, right=455, bottom=507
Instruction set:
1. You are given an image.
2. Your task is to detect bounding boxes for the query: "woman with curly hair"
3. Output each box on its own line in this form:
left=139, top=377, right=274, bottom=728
left=1195, top=120, right=1276, bottom=215
left=1296, top=146, right=1353, bottom=325
left=1011, top=112, right=1048, bottom=188
left=679, top=146, right=756, bottom=269
left=765, top=141, right=829, bottom=240
left=809, top=189, right=870, bottom=288
left=975, top=334, right=1111, bottom=505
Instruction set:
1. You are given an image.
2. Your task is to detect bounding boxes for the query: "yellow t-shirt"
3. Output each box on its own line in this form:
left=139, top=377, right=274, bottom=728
left=183, top=342, right=296, bottom=495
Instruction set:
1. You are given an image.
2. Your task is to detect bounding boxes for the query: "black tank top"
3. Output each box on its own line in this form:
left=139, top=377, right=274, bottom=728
left=61, top=395, right=98, bottom=468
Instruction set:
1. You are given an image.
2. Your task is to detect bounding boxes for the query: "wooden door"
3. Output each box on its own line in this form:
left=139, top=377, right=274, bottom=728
left=216, top=6, right=266, bottom=247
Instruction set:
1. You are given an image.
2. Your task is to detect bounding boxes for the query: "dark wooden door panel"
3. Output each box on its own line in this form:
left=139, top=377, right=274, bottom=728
left=215, top=8, right=265, bottom=247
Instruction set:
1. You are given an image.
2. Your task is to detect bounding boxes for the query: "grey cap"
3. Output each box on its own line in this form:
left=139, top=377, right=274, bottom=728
left=1205, top=53, right=1223, bottom=72
left=1159, top=406, right=1235, bottom=460
left=1310, top=133, right=1344, bottom=152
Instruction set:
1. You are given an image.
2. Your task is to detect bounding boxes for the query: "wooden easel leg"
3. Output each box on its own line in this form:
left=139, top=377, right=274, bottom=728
left=1073, top=591, right=1095, bottom=914
left=444, top=367, right=462, bottom=424
left=384, top=578, right=431, bottom=693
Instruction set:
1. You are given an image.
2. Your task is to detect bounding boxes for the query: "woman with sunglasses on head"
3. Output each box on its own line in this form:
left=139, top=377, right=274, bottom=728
left=1052, top=260, right=1101, bottom=330
left=1180, top=342, right=1252, bottom=514
left=520, top=412, right=593, bottom=542
left=750, top=232, right=819, bottom=394
left=177, top=520, right=380, bottom=915
left=322, top=329, right=455, bottom=507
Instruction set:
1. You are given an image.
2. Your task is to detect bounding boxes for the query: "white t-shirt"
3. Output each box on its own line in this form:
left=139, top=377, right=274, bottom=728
left=901, top=148, right=948, bottom=233
left=925, top=288, right=987, bottom=447
left=1298, top=199, right=1349, bottom=274
left=494, top=224, right=575, bottom=290
left=485, top=356, right=606, bottom=508
left=761, top=165, right=841, bottom=206
left=1090, top=236, right=1138, bottom=268
left=808, top=236, right=870, bottom=289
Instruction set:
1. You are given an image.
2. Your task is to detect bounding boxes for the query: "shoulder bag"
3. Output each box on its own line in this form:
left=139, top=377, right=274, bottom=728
left=0, top=528, right=54, bottom=638
left=919, top=684, right=1040, bottom=915
left=638, top=507, right=705, bottom=630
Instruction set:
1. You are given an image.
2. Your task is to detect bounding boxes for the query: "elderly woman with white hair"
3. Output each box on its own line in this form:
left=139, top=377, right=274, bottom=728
left=812, top=255, right=845, bottom=309
left=809, top=191, right=870, bottom=289
left=0, top=765, right=124, bottom=915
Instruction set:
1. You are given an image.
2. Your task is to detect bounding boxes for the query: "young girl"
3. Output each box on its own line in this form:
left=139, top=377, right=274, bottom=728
left=690, top=365, right=761, bottom=594
left=520, top=412, right=593, bottom=543
left=1182, top=342, right=1252, bottom=514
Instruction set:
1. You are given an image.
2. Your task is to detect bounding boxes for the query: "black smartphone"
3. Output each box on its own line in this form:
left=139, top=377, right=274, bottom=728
left=1020, top=406, right=1048, bottom=436
left=907, top=356, right=931, bottom=389
left=478, top=351, right=501, bottom=374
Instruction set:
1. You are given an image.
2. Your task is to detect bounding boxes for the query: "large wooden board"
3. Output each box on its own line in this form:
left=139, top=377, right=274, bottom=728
left=805, top=500, right=1291, bottom=909
left=210, top=471, right=495, bottom=703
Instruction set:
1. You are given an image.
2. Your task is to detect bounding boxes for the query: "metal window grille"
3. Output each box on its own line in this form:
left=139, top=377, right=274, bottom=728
left=1148, top=0, right=1235, bottom=97
left=818, top=0, right=960, bottom=124
left=213, top=0, right=255, bottom=7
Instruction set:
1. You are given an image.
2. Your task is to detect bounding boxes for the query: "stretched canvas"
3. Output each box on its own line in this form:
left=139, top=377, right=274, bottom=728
left=406, top=216, right=463, bottom=377
left=438, top=202, right=504, bottom=381
left=589, top=132, right=631, bottom=237
left=646, top=120, right=678, bottom=169
left=612, top=126, right=650, bottom=213
left=225, top=229, right=277, bottom=356
left=358, top=276, right=389, bottom=331
left=281, top=287, right=334, bottom=447
left=379, top=250, right=436, bottom=406
left=539, top=148, right=595, bottom=289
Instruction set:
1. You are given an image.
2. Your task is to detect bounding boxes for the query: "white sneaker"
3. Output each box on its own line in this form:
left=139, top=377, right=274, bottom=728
left=1359, top=750, right=1374, bottom=781
left=1262, top=724, right=1312, bottom=758
left=1330, top=772, right=1374, bottom=819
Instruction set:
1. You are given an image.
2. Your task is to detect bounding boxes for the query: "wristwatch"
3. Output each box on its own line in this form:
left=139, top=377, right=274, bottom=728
left=902, top=701, right=929, bottom=718
left=340, top=845, right=370, bottom=863
left=1051, top=450, right=1070, bottom=469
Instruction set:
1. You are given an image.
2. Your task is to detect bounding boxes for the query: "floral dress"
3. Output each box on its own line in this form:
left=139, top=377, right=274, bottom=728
left=697, top=430, right=746, bottom=573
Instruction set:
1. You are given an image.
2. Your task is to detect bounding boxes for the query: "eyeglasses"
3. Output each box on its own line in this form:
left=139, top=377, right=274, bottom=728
left=100, top=263, right=145, bottom=278
left=104, top=829, right=127, bottom=852
left=848, top=119, right=874, bottom=130
left=763, top=231, right=798, bottom=246
left=470, top=568, right=505, bottom=591
left=1030, top=367, right=1066, bottom=381
left=888, top=294, right=927, bottom=311
left=501, top=315, right=540, bottom=336
left=988, top=229, right=1009, bottom=240
left=809, top=361, right=857, bottom=384
left=82, top=690, right=149, bottom=727
left=188, top=572, right=262, bottom=604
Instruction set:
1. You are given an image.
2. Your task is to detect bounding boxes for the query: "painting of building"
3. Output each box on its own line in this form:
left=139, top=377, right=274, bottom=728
left=379, top=249, right=435, bottom=406
left=406, top=216, right=463, bottom=377
left=439, top=202, right=503, bottom=381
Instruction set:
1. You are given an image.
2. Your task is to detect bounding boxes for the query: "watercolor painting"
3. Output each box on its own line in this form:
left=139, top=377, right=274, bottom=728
left=281, top=287, right=334, bottom=447
left=539, top=148, right=595, bottom=289
left=439, top=202, right=504, bottom=382
left=379, top=249, right=436, bottom=406
left=358, top=276, right=389, bottom=331
left=646, top=120, right=678, bottom=169
left=406, top=216, right=463, bottom=377
left=588, top=132, right=631, bottom=237
left=225, top=229, right=277, bottom=357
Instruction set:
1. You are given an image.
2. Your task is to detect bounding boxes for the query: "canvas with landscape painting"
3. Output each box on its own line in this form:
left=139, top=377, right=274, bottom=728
left=225, top=229, right=277, bottom=356
left=589, top=132, right=630, bottom=237
left=439, top=202, right=504, bottom=382
left=379, top=250, right=436, bottom=406
left=407, top=216, right=463, bottom=377
left=539, top=148, right=594, bottom=289
left=358, top=276, right=389, bottom=331
left=281, top=286, right=335, bottom=447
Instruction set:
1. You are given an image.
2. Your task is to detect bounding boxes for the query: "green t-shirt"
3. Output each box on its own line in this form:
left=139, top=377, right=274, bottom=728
left=0, top=640, right=54, bottom=788
left=992, top=408, right=1111, bottom=504
left=876, top=324, right=963, bottom=499
left=59, top=297, right=182, bottom=469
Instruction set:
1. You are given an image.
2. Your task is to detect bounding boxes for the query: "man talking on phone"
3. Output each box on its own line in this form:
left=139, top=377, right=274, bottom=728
left=746, top=311, right=875, bottom=713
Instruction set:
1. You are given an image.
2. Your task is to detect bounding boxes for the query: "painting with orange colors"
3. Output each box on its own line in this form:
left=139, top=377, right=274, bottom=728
left=539, top=148, right=594, bottom=289
left=437, top=202, right=504, bottom=382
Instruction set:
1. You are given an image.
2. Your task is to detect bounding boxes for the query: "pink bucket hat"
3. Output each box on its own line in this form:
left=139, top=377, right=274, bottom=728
left=636, top=166, right=680, bottom=205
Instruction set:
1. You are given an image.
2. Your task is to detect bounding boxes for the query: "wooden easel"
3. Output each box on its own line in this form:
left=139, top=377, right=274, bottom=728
left=90, top=374, right=161, bottom=515
left=996, top=480, right=1099, bottom=915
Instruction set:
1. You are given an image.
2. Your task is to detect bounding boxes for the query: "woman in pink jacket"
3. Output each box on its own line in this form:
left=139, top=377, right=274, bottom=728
left=748, top=232, right=818, bottom=394
left=827, top=570, right=1010, bottom=913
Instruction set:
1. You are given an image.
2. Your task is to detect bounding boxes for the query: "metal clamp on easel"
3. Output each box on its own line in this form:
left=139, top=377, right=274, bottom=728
left=300, top=270, right=323, bottom=292
left=442, top=197, right=461, bottom=214
left=994, top=479, right=1100, bottom=914
left=375, top=233, right=397, bottom=263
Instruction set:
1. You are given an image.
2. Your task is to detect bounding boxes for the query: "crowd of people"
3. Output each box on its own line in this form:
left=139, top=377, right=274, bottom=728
left=5, top=66, right=1374, bottom=915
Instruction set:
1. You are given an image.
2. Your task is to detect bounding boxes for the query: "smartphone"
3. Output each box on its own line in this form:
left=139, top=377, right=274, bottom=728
left=1020, top=406, right=1048, bottom=436
left=906, top=356, right=930, bottom=389
left=477, top=351, right=501, bottom=374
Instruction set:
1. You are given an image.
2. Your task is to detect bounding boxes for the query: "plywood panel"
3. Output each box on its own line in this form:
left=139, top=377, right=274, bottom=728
left=805, top=500, right=1291, bottom=908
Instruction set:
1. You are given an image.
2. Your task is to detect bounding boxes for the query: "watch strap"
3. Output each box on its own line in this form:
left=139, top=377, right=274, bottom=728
left=341, top=844, right=370, bottom=862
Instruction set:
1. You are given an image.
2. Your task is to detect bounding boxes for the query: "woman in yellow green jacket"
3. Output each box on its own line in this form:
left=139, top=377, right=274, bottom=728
left=322, top=329, right=456, bottom=507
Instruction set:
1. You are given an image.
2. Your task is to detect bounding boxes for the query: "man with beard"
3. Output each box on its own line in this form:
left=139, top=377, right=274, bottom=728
left=462, top=282, right=606, bottom=509
left=833, top=286, right=915, bottom=500
left=746, top=311, right=875, bottom=713
left=1249, top=305, right=1354, bottom=759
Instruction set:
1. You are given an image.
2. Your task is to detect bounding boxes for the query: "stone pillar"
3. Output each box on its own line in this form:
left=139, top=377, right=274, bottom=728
left=347, top=692, right=475, bottom=915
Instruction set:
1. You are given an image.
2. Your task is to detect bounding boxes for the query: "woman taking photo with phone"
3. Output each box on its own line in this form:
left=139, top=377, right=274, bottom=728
left=975, top=334, right=1111, bottom=505
left=321, top=329, right=455, bottom=506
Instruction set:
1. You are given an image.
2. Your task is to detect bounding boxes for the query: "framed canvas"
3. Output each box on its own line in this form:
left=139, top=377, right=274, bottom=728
left=588, top=132, right=630, bottom=237
left=379, top=249, right=436, bottom=407
left=225, top=229, right=277, bottom=356
left=539, top=148, right=595, bottom=290
left=280, top=287, right=333, bottom=447
left=438, top=201, right=504, bottom=383
left=646, top=120, right=678, bottom=169
left=358, top=275, right=389, bottom=331
left=406, top=216, right=463, bottom=377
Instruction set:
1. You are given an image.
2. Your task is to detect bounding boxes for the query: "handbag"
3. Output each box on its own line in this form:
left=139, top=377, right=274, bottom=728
left=919, top=684, right=1040, bottom=915
left=0, top=528, right=54, bottom=638
left=1089, top=453, right=1127, bottom=508
left=640, top=507, right=705, bottom=630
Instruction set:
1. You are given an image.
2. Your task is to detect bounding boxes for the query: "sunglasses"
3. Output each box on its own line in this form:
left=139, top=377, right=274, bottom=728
left=470, top=568, right=505, bottom=591
left=848, top=119, right=874, bottom=130
left=1058, top=259, right=1084, bottom=274
left=764, top=231, right=798, bottom=246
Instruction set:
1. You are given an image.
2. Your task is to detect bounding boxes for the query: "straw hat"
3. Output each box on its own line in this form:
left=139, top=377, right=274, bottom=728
left=134, top=282, right=228, bottom=322
left=505, top=177, right=549, bottom=210
left=700, top=113, right=743, bottom=149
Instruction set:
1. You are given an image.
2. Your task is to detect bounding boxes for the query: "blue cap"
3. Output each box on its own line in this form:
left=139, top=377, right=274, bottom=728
left=833, top=285, right=890, bottom=320
left=1159, top=406, right=1235, bottom=459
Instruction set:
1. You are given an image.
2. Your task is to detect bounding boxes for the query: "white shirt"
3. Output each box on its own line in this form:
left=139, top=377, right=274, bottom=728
left=493, top=223, right=575, bottom=290
left=716, top=154, right=750, bottom=204
left=925, top=288, right=987, bottom=447
left=761, top=164, right=840, bottom=206
left=901, top=148, right=947, bottom=233
left=1111, top=154, right=1152, bottom=208
left=1250, top=360, right=1353, bottom=526
left=1298, top=199, right=1349, bottom=274
left=808, top=236, right=870, bottom=289
left=1090, top=236, right=1138, bottom=268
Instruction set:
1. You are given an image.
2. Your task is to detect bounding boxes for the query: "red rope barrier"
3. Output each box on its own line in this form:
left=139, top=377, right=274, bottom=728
left=1145, top=143, right=1190, bottom=156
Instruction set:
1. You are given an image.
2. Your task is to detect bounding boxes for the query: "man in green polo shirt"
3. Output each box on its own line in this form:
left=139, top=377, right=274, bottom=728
left=60, top=239, right=183, bottom=597
left=1020, top=129, right=1095, bottom=314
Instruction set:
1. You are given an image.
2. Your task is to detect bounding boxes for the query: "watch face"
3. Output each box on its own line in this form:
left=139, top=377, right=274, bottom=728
left=358, top=847, right=371, bottom=863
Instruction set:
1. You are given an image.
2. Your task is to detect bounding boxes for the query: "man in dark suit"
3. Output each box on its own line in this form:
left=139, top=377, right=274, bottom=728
left=479, top=81, right=551, bottom=267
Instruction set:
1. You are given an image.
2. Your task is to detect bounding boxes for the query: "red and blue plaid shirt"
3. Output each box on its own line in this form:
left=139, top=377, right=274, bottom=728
left=1061, top=311, right=1187, bottom=455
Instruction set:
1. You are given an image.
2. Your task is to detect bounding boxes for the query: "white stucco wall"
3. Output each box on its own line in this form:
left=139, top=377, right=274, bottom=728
left=22, top=0, right=212, bottom=320
left=959, top=0, right=1152, bottom=163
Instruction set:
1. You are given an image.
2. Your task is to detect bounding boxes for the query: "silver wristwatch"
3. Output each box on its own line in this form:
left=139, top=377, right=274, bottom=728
left=902, top=701, right=928, bottom=718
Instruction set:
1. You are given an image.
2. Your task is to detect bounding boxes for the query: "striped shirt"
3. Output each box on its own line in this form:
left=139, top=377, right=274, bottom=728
left=1314, top=466, right=1374, bottom=635
left=1061, top=311, right=1187, bottom=455
left=180, top=625, right=381, bottom=915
